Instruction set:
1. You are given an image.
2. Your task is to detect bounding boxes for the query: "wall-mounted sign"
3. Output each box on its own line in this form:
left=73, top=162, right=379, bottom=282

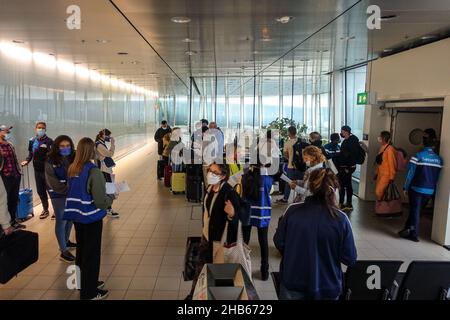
left=357, top=92, right=369, bottom=105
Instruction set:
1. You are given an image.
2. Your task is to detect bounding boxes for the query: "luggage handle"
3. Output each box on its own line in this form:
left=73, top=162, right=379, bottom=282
left=20, top=164, right=31, bottom=190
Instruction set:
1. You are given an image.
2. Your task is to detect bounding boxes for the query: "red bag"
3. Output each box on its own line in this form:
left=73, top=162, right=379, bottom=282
left=164, top=165, right=172, bottom=188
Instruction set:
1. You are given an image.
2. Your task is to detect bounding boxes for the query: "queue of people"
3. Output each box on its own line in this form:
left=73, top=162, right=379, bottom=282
left=0, top=123, right=122, bottom=300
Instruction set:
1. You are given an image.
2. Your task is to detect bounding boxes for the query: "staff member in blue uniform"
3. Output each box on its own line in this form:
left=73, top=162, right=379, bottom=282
left=21, top=122, right=53, bottom=219
left=399, top=128, right=443, bottom=242
left=323, top=133, right=341, bottom=164
left=64, top=137, right=113, bottom=300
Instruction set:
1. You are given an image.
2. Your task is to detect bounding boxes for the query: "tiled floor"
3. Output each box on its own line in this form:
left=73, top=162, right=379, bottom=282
left=1, top=142, right=449, bottom=300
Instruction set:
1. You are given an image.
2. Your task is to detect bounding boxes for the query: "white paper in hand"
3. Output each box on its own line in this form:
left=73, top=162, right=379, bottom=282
left=105, top=182, right=116, bottom=195
left=228, top=171, right=243, bottom=188
left=280, top=174, right=292, bottom=184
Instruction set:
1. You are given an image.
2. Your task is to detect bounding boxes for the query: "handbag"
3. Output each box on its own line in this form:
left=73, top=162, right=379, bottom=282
left=381, top=182, right=401, bottom=202
left=214, top=221, right=252, bottom=280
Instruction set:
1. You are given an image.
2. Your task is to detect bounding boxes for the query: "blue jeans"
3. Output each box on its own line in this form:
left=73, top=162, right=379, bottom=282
left=51, top=197, right=73, bottom=252
left=405, top=189, right=432, bottom=236
left=283, top=168, right=303, bottom=201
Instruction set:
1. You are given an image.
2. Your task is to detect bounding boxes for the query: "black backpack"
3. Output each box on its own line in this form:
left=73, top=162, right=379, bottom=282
left=292, top=139, right=307, bottom=172
left=355, top=142, right=366, bottom=165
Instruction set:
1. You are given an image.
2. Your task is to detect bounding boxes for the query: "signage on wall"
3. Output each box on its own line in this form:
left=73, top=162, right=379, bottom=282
left=357, top=92, right=377, bottom=105
left=357, top=92, right=369, bottom=105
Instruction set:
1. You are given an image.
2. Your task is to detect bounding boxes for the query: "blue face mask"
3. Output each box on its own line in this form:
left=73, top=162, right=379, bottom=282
left=3, top=133, right=11, bottom=141
left=36, top=128, right=46, bottom=138
left=59, top=147, right=72, bottom=157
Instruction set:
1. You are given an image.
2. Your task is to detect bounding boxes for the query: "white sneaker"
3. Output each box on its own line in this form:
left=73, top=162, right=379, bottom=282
left=108, top=209, right=120, bottom=218
left=91, top=289, right=109, bottom=300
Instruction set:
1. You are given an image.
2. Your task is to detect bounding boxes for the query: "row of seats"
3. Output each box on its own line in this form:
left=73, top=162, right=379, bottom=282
left=271, top=260, right=450, bottom=300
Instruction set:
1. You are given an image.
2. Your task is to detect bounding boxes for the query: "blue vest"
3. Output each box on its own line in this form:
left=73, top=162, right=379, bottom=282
left=47, top=158, right=68, bottom=199
left=250, top=175, right=273, bottom=228
left=63, top=162, right=107, bottom=224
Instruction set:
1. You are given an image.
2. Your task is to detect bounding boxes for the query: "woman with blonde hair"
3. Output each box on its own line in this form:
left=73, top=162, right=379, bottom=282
left=274, top=168, right=357, bottom=300
left=64, top=137, right=113, bottom=300
left=287, top=145, right=328, bottom=203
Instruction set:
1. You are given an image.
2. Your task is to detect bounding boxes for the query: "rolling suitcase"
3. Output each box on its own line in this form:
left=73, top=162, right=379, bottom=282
left=0, top=230, right=39, bottom=284
left=164, top=165, right=172, bottom=188
left=171, top=172, right=186, bottom=194
left=157, top=159, right=165, bottom=180
left=16, top=167, right=34, bottom=221
left=186, top=178, right=202, bottom=202
left=185, top=164, right=202, bottom=180
left=183, top=236, right=201, bottom=281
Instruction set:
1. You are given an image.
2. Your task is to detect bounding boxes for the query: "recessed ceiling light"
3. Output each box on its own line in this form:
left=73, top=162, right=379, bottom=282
left=185, top=50, right=197, bottom=56
left=276, top=16, right=295, bottom=24
left=421, top=35, right=437, bottom=40
left=261, top=38, right=272, bottom=42
left=96, top=39, right=110, bottom=44
left=171, top=16, right=191, bottom=23
left=117, top=52, right=128, bottom=55
left=12, top=40, right=25, bottom=44
left=182, top=38, right=194, bottom=43
left=380, top=14, right=398, bottom=21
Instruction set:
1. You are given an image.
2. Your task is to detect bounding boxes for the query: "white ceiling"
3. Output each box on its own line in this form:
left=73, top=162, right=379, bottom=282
left=0, top=0, right=449, bottom=96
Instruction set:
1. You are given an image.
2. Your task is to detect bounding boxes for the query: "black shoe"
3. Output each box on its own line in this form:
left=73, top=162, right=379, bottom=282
left=59, top=250, right=75, bottom=263
left=91, top=289, right=109, bottom=300
left=107, top=209, right=120, bottom=218
left=398, top=229, right=410, bottom=238
left=398, top=229, right=419, bottom=242
left=66, top=241, right=77, bottom=248
left=97, top=281, right=105, bottom=290
left=12, top=221, right=26, bottom=230
left=39, top=210, right=49, bottom=219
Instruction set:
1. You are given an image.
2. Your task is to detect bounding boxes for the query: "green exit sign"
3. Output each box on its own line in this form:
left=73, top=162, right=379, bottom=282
left=357, top=92, right=368, bottom=105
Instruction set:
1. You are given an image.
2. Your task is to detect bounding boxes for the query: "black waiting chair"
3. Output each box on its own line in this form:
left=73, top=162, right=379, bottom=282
left=397, top=261, right=450, bottom=300
left=343, top=260, right=403, bottom=300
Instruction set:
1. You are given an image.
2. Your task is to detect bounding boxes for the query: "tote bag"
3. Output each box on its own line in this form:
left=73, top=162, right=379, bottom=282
left=213, top=221, right=252, bottom=280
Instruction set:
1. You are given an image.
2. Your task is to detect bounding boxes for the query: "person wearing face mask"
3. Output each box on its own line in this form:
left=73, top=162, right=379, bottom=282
left=45, top=135, right=77, bottom=262
left=95, top=129, right=119, bottom=218
left=336, top=125, right=361, bottom=212
left=21, top=122, right=53, bottom=219
left=185, top=162, right=240, bottom=300
left=64, top=137, right=113, bottom=300
left=274, top=168, right=357, bottom=300
left=154, top=120, right=171, bottom=157
left=399, top=128, right=443, bottom=242
left=0, top=125, right=25, bottom=230
left=287, top=146, right=329, bottom=204
left=323, top=133, right=341, bottom=164
left=374, top=131, right=397, bottom=201
left=309, top=131, right=327, bottom=157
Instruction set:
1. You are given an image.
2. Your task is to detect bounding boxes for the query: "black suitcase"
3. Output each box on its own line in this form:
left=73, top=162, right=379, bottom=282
left=186, top=178, right=203, bottom=202
left=185, top=164, right=203, bottom=179
left=0, top=230, right=39, bottom=284
left=183, top=236, right=201, bottom=281
left=157, top=159, right=165, bottom=179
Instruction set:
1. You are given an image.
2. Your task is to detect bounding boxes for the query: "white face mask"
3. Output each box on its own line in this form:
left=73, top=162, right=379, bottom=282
left=377, top=137, right=383, bottom=144
left=36, top=128, right=46, bottom=137
left=207, top=172, right=222, bottom=185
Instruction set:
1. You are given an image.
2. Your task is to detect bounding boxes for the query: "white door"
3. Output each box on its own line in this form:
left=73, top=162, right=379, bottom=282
left=391, top=110, right=442, bottom=201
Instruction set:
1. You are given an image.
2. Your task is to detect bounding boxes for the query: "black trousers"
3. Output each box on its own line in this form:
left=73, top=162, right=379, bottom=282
left=1, top=175, right=21, bottom=222
left=338, top=167, right=356, bottom=206
left=34, top=170, right=49, bottom=211
left=74, top=220, right=103, bottom=300
left=242, top=225, right=269, bottom=269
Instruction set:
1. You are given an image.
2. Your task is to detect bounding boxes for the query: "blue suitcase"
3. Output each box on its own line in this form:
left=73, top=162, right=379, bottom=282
left=17, top=188, right=33, bottom=220
left=16, top=168, right=34, bottom=221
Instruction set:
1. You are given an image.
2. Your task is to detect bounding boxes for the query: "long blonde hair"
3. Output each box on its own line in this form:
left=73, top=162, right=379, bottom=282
left=303, top=145, right=326, bottom=167
left=68, top=138, right=96, bottom=178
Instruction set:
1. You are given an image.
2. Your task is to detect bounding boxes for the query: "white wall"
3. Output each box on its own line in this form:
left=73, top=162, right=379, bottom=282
left=361, top=38, right=450, bottom=245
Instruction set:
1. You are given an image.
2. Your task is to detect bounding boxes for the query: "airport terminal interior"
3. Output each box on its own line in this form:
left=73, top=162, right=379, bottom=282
left=0, top=0, right=449, bottom=301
